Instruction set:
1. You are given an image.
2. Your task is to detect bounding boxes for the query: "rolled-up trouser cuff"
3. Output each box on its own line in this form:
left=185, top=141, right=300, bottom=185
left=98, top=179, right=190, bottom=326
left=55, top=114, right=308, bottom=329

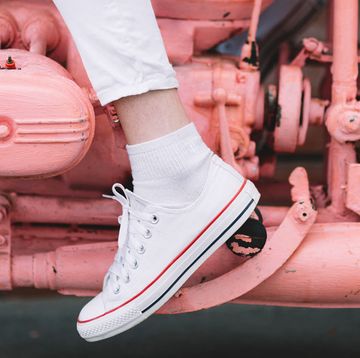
left=97, top=76, right=179, bottom=106
left=53, top=0, right=178, bottom=106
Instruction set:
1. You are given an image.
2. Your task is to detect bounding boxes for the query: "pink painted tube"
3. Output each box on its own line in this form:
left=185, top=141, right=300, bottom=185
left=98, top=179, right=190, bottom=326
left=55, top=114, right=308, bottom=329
left=331, top=0, right=358, bottom=103
left=9, top=223, right=360, bottom=308
left=248, top=0, right=262, bottom=42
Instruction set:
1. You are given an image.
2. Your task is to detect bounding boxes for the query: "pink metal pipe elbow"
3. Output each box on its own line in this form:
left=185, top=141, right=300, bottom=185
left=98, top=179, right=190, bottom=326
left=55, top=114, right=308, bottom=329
left=21, top=11, right=60, bottom=55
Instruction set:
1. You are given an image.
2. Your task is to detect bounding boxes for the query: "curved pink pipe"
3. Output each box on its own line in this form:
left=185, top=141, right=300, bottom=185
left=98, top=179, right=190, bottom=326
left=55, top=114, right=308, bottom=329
left=10, top=222, right=360, bottom=309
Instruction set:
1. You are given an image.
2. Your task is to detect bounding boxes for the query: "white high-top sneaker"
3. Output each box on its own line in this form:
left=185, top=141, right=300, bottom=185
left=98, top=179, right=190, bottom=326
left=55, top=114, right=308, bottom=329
left=77, top=153, right=260, bottom=341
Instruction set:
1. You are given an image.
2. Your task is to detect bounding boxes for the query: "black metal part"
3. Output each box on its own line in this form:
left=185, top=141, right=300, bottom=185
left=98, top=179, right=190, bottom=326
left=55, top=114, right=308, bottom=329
left=242, top=41, right=259, bottom=67
left=226, top=207, right=267, bottom=257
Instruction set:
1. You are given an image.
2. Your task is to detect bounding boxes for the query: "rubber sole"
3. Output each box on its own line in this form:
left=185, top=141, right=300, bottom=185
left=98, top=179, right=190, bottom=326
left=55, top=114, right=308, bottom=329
left=78, top=180, right=260, bottom=342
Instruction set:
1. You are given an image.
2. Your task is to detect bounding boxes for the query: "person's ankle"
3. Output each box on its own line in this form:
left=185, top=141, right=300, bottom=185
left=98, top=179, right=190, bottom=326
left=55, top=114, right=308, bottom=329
left=126, top=122, right=213, bottom=205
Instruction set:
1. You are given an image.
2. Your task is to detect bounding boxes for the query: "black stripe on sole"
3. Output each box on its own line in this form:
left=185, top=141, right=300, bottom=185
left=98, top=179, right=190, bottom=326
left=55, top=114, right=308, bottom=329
left=142, top=198, right=255, bottom=313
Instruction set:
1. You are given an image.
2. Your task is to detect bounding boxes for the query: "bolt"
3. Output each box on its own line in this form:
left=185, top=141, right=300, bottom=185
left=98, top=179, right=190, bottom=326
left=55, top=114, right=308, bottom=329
left=5, top=56, right=16, bottom=69
left=303, top=38, right=318, bottom=52
left=0, top=123, right=10, bottom=138
left=294, top=200, right=311, bottom=223
left=236, top=74, right=246, bottom=83
left=343, top=113, right=360, bottom=133
left=174, top=289, right=183, bottom=298
left=0, top=235, right=7, bottom=246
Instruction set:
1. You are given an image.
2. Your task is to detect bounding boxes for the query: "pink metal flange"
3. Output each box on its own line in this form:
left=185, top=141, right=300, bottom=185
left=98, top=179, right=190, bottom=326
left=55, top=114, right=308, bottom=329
left=273, top=65, right=303, bottom=152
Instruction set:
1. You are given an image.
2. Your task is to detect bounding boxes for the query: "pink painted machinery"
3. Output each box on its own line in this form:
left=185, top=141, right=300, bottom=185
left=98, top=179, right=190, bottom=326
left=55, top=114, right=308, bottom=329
left=1, top=0, right=360, bottom=311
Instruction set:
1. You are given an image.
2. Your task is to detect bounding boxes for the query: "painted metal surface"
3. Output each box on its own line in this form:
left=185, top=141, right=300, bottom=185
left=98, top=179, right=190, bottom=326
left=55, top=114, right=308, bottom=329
left=0, top=49, right=95, bottom=178
left=0, top=0, right=360, bottom=312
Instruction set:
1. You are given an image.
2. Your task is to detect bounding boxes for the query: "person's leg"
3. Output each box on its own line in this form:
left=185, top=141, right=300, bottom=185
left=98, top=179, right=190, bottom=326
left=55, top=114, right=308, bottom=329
left=53, top=0, right=260, bottom=342
left=53, top=0, right=179, bottom=106
left=115, top=90, right=214, bottom=204
left=53, top=0, right=212, bottom=205
left=114, top=89, right=189, bottom=144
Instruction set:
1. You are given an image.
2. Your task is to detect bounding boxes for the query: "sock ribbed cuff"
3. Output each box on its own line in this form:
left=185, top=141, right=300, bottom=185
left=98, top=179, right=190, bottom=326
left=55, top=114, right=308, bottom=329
left=126, top=122, right=212, bottom=181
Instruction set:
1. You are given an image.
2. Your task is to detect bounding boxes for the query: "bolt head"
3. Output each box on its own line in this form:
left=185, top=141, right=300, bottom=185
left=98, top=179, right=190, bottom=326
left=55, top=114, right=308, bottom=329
left=294, top=200, right=311, bottom=222
left=343, top=113, right=360, bottom=133
left=0, top=124, right=10, bottom=138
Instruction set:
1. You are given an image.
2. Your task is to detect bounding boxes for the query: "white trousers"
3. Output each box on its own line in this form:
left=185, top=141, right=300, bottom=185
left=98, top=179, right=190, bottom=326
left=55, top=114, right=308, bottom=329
left=52, top=0, right=179, bottom=106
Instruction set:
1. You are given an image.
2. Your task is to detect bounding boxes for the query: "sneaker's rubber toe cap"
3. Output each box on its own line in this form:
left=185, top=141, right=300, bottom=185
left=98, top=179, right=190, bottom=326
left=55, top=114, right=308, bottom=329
left=77, top=293, right=106, bottom=324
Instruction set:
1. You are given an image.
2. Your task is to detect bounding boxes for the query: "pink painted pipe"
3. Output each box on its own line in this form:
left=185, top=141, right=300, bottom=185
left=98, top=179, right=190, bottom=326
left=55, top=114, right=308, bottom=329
left=21, top=11, right=60, bottom=55
left=325, top=0, right=358, bottom=217
left=236, top=223, right=360, bottom=308
left=331, top=0, right=358, bottom=103
left=151, top=0, right=272, bottom=21
left=9, top=223, right=360, bottom=308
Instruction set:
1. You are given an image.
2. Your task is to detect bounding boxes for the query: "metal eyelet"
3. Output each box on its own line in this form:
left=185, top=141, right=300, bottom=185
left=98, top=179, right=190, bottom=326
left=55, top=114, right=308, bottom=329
left=113, top=286, right=120, bottom=294
left=132, top=260, right=138, bottom=269
left=137, top=245, right=145, bottom=254
left=151, top=214, right=159, bottom=224
left=143, top=228, right=152, bottom=239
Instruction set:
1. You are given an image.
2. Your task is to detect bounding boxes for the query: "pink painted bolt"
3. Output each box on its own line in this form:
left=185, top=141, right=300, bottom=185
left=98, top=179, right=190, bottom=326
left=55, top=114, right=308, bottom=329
left=0, top=123, right=10, bottom=138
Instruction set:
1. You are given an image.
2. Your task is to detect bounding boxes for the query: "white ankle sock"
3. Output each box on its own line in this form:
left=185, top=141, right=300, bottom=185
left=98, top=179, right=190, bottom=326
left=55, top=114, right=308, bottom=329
left=126, top=122, right=213, bottom=205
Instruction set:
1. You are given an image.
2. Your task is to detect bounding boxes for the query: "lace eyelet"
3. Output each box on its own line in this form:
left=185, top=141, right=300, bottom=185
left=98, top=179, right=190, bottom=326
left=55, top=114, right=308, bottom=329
left=132, top=260, right=138, bottom=269
left=151, top=214, right=159, bottom=224
left=113, top=286, right=120, bottom=294
left=137, top=245, right=145, bottom=254
left=143, top=229, right=152, bottom=239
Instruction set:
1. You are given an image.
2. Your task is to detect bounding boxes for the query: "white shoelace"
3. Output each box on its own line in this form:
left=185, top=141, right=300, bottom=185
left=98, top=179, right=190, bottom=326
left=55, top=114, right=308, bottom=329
left=102, top=183, right=159, bottom=295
